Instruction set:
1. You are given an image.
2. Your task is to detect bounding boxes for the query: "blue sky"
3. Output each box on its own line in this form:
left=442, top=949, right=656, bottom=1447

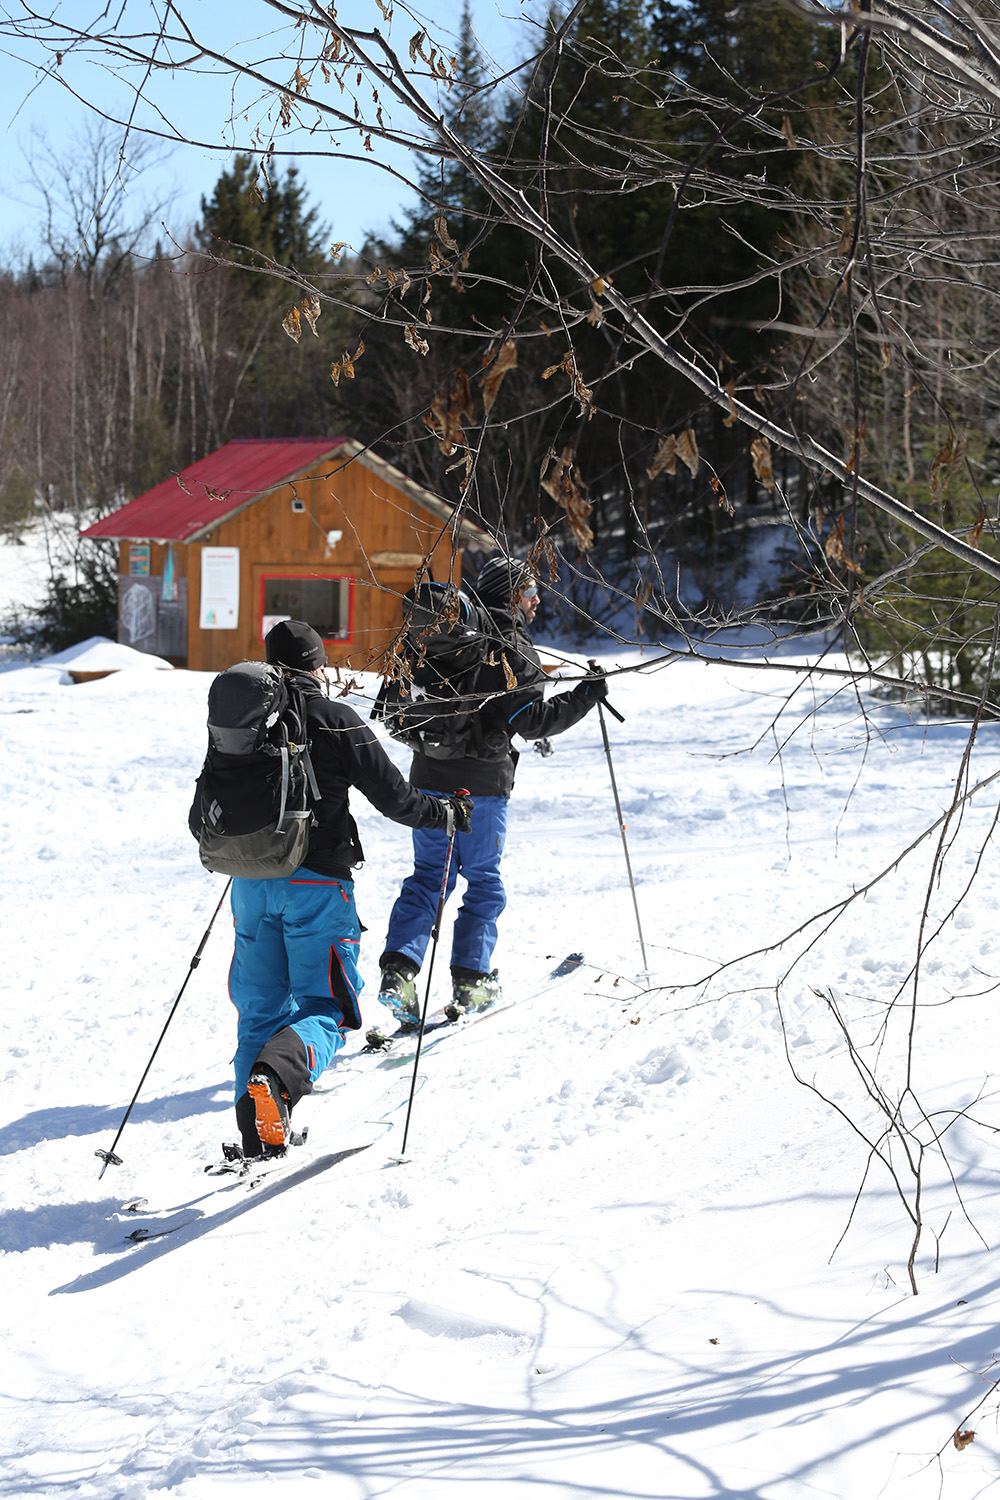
left=0, top=0, right=540, bottom=264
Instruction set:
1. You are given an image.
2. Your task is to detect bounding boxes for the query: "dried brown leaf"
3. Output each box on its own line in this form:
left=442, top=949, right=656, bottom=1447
left=781, top=113, right=795, bottom=149
left=540, top=445, right=594, bottom=553
left=838, top=205, right=854, bottom=256
left=435, top=215, right=459, bottom=254
left=750, top=434, right=775, bottom=492
left=541, top=350, right=593, bottom=415
left=676, top=428, right=700, bottom=478
left=723, top=378, right=738, bottom=428
left=205, top=487, right=232, bottom=504
left=423, top=369, right=472, bottom=456
left=175, top=473, right=192, bottom=495
left=404, top=324, right=429, bottom=356
left=968, top=510, right=987, bottom=549
left=825, top=514, right=863, bottom=576
left=445, top=447, right=475, bottom=493
left=282, top=306, right=302, bottom=343
left=711, top=476, right=733, bottom=516
left=301, top=293, right=321, bottom=335
left=330, top=361, right=341, bottom=386
left=954, top=1430, right=976, bottom=1452
left=329, top=241, right=348, bottom=260
left=500, top=651, right=517, bottom=690
left=646, top=434, right=677, bottom=480
left=930, top=430, right=965, bottom=503
left=408, top=30, right=426, bottom=63
left=481, top=340, right=517, bottom=418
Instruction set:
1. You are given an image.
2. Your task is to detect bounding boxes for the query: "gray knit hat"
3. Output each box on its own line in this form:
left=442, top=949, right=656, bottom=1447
left=475, top=554, right=535, bottom=608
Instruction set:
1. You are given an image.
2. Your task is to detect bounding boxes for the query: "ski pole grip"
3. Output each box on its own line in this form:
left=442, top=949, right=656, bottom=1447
left=587, top=661, right=624, bottom=723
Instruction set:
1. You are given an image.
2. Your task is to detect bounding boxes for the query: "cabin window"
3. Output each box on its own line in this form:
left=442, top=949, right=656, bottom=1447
left=260, top=574, right=352, bottom=642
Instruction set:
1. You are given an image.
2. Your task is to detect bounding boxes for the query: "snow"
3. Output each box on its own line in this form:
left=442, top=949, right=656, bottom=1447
left=0, top=637, right=173, bottom=688
left=3, top=644, right=1000, bottom=1499
left=38, top=636, right=174, bottom=672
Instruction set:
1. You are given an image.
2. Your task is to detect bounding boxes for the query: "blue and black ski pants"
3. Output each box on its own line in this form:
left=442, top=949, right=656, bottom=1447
left=228, top=869, right=363, bottom=1102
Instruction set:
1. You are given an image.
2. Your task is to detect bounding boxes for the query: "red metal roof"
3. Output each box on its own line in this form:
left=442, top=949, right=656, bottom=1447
left=80, top=438, right=350, bottom=542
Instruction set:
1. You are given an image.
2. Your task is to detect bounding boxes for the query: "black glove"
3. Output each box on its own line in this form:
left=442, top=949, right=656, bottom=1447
left=443, top=793, right=474, bottom=835
left=576, top=662, right=609, bottom=705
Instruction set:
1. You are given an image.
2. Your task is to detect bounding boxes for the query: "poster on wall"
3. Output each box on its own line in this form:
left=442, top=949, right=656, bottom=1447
left=117, top=577, right=188, bottom=658
left=199, top=547, right=239, bottom=629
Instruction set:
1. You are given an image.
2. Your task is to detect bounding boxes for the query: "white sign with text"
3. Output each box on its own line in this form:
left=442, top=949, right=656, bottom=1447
left=199, top=547, right=240, bottom=630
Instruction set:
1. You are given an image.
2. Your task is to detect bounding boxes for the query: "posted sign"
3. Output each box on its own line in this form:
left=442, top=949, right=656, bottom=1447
left=199, top=547, right=240, bottom=630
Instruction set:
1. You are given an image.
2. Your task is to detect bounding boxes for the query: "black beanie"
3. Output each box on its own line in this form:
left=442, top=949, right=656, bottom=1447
left=264, top=619, right=327, bottom=669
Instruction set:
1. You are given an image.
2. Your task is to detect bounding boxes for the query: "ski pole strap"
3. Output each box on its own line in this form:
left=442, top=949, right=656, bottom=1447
left=276, top=745, right=290, bottom=832
left=302, top=745, right=321, bottom=802
left=603, top=699, right=625, bottom=724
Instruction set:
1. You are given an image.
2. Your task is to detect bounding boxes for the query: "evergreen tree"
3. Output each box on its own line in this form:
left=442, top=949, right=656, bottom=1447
left=197, top=154, right=327, bottom=281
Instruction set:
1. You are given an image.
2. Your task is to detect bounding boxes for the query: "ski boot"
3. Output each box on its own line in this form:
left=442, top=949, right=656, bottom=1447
left=445, top=967, right=501, bottom=1023
left=377, top=955, right=421, bottom=1030
left=238, top=1065, right=293, bottom=1156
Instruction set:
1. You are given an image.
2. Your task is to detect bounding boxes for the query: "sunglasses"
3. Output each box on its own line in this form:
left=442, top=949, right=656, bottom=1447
left=519, top=580, right=539, bottom=599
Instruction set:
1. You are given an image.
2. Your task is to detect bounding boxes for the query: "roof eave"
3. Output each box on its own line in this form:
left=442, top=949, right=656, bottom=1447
left=79, top=441, right=351, bottom=544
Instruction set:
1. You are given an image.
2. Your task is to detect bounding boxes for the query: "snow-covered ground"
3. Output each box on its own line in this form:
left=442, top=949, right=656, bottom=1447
left=3, top=642, right=1000, bottom=1499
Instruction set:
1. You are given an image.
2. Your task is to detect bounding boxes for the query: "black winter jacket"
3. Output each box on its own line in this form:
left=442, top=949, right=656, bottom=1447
left=409, top=609, right=597, bottom=798
left=295, top=675, right=448, bottom=879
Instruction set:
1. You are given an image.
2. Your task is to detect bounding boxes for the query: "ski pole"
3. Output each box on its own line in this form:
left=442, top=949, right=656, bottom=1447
left=591, top=668, right=648, bottom=974
left=397, top=798, right=465, bottom=1158
left=96, top=878, right=233, bottom=1178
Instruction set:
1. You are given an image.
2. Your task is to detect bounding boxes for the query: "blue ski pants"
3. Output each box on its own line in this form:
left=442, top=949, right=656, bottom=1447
left=383, top=793, right=508, bottom=974
left=228, top=870, right=363, bottom=1101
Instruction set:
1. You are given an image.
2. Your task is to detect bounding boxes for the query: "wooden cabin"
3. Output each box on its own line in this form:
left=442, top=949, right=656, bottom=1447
left=80, top=438, right=491, bottom=672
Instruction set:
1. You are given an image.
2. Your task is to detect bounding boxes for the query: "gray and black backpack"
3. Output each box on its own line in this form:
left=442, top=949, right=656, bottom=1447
left=189, top=661, right=320, bottom=879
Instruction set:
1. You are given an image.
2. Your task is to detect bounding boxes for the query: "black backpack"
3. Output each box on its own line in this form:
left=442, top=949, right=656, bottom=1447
left=372, top=581, right=511, bottom=761
left=189, top=661, right=321, bottom=879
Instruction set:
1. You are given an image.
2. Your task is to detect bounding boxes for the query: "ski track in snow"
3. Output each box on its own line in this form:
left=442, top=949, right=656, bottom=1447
left=3, top=649, right=1000, bottom=1497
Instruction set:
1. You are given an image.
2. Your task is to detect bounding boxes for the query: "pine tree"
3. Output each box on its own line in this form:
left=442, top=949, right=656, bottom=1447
left=197, top=154, right=326, bottom=282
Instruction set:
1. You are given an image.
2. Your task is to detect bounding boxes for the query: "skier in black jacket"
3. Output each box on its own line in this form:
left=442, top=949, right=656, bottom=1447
left=219, top=620, right=470, bottom=1157
left=377, top=556, right=606, bottom=1023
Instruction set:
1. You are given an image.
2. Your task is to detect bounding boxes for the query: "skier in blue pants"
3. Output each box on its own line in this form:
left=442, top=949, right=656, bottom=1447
left=381, top=793, right=508, bottom=981
left=207, top=620, right=471, bottom=1157
left=229, top=871, right=363, bottom=1103
left=378, top=556, right=606, bottom=1024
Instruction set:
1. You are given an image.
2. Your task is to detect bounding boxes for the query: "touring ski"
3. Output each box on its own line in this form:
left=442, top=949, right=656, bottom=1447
left=374, top=951, right=584, bottom=1070
left=115, top=1082, right=421, bottom=1246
